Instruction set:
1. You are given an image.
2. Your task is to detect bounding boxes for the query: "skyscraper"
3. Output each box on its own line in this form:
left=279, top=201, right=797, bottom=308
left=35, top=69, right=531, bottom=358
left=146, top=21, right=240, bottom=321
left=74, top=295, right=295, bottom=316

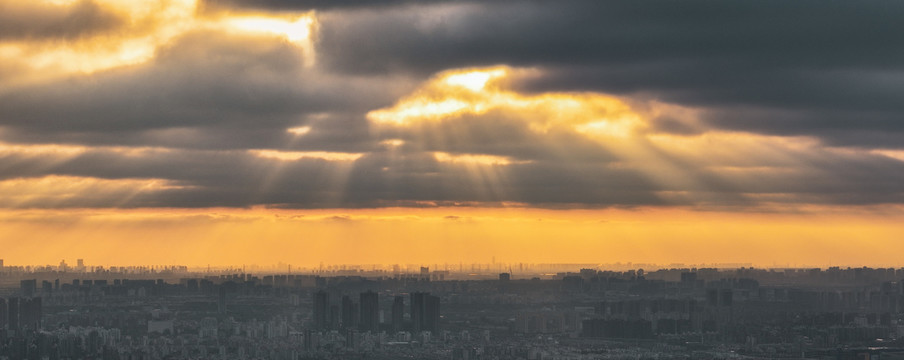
left=7, top=297, right=18, bottom=332
left=313, top=290, right=329, bottom=330
left=425, top=294, right=440, bottom=333
left=391, top=296, right=404, bottom=332
left=410, top=292, right=440, bottom=333
left=19, top=280, right=36, bottom=298
left=341, top=295, right=357, bottom=329
left=0, top=298, right=7, bottom=330
left=410, top=292, right=425, bottom=333
left=359, top=291, right=379, bottom=332
left=217, top=286, right=227, bottom=314
left=20, top=297, right=40, bottom=331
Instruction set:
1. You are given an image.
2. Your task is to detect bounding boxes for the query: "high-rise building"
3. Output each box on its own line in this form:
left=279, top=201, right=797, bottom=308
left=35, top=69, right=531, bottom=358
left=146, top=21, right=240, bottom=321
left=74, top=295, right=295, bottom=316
left=7, top=297, right=18, bottom=331
left=19, top=280, right=36, bottom=298
left=313, top=290, right=329, bottom=330
left=411, top=292, right=425, bottom=333
left=425, top=294, right=440, bottom=333
left=391, top=296, right=404, bottom=332
left=359, top=291, right=379, bottom=332
left=330, top=304, right=340, bottom=330
left=20, top=297, right=40, bottom=331
left=341, top=295, right=357, bottom=329
left=410, top=292, right=441, bottom=333
left=217, top=286, right=227, bottom=314
left=0, top=299, right=6, bottom=330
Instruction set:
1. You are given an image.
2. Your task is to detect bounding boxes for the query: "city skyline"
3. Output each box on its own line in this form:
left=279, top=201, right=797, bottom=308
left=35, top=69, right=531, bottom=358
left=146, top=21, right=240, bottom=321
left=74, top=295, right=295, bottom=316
left=2, top=1, right=904, bottom=267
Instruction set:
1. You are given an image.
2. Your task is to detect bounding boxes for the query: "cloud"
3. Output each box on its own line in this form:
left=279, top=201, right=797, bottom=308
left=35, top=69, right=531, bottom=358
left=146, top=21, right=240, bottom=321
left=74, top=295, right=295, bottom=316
left=200, top=0, right=482, bottom=12
left=1, top=0, right=903, bottom=211
left=309, top=1, right=904, bottom=146
left=0, top=29, right=413, bottom=151
left=0, top=0, right=123, bottom=40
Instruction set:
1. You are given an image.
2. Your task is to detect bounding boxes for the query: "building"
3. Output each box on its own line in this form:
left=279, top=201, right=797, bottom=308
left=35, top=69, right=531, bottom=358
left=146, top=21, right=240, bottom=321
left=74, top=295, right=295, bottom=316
left=217, top=286, right=227, bottom=314
left=7, top=297, right=18, bottom=331
left=411, top=292, right=440, bottom=333
left=313, top=290, right=330, bottom=330
left=392, top=296, right=404, bottom=332
left=359, top=291, right=379, bottom=332
left=19, top=280, right=36, bottom=298
left=342, top=295, right=358, bottom=329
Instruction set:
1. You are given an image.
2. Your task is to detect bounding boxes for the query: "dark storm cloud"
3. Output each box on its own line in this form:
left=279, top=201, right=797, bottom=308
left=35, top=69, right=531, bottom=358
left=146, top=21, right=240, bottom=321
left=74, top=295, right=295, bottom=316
left=0, top=30, right=411, bottom=150
left=0, top=147, right=662, bottom=209
left=201, top=0, right=482, bottom=11
left=4, top=135, right=904, bottom=209
left=3, top=0, right=904, bottom=210
left=316, top=1, right=904, bottom=73
left=0, top=0, right=123, bottom=40
left=373, top=111, right=617, bottom=163
left=310, top=0, right=904, bottom=146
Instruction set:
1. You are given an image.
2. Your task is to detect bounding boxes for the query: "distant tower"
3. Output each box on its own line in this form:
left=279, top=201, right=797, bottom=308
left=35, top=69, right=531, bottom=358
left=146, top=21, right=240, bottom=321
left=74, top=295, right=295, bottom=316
left=392, top=296, right=404, bottom=332
left=20, top=297, right=40, bottom=331
left=425, top=294, right=440, bottom=333
left=19, top=280, right=36, bottom=298
left=313, top=290, right=330, bottom=330
left=410, top=292, right=440, bottom=333
left=341, top=295, right=357, bottom=329
left=410, top=292, right=425, bottom=333
left=359, top=291, right=379, bottom=332
left=7, top=297, right=18, bottom=332
left=217, top=286, right=227, bottom=314
left=0, top=298, right=7, bottom=330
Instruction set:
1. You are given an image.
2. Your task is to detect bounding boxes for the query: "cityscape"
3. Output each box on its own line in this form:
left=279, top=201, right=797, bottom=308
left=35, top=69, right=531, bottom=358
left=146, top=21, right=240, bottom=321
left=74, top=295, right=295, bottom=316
left=0, top=260, right=902, bottom=359
left=3, top=0, right=904, bottom=359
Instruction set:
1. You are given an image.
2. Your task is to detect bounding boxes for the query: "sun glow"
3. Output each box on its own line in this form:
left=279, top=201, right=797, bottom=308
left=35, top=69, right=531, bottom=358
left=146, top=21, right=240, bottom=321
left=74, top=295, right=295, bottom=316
left=225, top=16, right=314, bottom=43
left=287, top=126, right=312, bottom=136
left=0, top=175, right=183, bottom=209
left=1, top=206, right=904, bottom=267
left=251, top=149, right=363, bottom=162
left=444, top=68, right=507, bottom=91
left=0, top=0, right=318, bottom=86
left=223, top=14, right=317, bottom=66
left=366, top=66, right=644, bottom=139
left=433, top=152, right=525, bottom=166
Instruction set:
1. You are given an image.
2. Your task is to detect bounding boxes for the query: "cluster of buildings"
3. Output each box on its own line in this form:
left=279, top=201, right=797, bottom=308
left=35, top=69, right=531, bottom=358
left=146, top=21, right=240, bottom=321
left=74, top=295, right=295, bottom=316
left=0, top=263, right=902, bottom=358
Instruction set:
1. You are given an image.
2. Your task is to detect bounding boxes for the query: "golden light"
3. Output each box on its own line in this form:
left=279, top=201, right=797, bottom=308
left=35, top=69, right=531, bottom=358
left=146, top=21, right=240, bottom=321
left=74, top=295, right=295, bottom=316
left=0, top=142, right=87, bottom=157
left=366, top=66, right=645, bottom=139
left=287, top=126, right=312, bottom=136
left=0, top=0, right=319, bottom=87
left=250, top=149, right=363, bottom=162
left=367, top=64, right=883, bottom=210
left=380, top=139, right=405, bottom=148
left=433, top=152, right=524, bottom=166
left=872, top=149, right=904, bottom=162
left=444, top=68, right=507, bottom=91
left=1, top=205, right=904, bottom=267
left=0, top=175, right=182, bottom=208
left=224, top=16, right=314, bottom=43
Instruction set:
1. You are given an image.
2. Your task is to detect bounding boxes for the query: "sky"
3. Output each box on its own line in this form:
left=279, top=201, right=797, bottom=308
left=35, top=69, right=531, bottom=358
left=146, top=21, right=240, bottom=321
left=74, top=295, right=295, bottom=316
left=1, top=0, right=903, bottom=267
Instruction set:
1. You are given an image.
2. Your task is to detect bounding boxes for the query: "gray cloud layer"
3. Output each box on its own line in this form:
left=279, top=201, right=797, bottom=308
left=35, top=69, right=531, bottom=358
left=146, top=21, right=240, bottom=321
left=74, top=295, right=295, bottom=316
left=1, top=0, right=903, bottom=210
left=0, top=0, right=123, bottom=40
left=307, top=1, right=904, bottom=146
